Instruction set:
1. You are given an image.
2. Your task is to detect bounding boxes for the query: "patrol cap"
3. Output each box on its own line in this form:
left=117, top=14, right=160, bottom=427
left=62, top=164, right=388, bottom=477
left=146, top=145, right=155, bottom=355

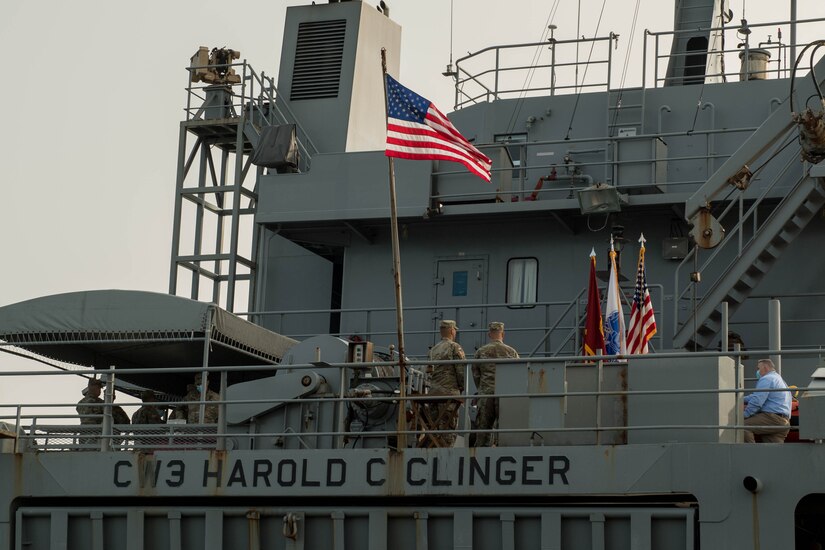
left=87, top=378, right=104, bottom=388
left=488, top=321, right=505, bottom=331
left=440, top=320, right=458, bottom=329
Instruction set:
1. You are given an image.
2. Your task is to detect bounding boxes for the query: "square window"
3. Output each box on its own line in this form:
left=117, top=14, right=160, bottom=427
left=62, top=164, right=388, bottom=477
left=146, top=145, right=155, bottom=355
left=452, top=271, right=468, bottom=297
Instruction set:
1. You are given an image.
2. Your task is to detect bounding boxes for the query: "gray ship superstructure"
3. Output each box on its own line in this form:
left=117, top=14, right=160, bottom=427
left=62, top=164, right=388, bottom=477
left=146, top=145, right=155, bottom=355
left=2, top=0, right=825, bottom=548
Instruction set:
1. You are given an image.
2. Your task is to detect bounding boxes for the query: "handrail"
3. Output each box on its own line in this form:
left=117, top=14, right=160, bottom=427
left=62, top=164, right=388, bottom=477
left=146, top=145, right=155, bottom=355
left=430, top=123, right=761, bottom=204
left=449, top=14, right=825, bottom=106
left=644, top=16, right=825, bottom=88
left=528, top=287, right=585, bottom=357
left=672, top=138, right=802, bottom=336
left=245, top=65, right=319, bottom=158
left=2, top=348, right=821, bottom=453
left=452, top=34, right=617, bottom=110
left=183, top=60, right=316, bottom=171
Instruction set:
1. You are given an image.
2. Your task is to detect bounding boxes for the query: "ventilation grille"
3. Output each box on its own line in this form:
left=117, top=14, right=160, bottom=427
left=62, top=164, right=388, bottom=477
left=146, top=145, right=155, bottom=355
left=290, top=19, right=346, bottom=101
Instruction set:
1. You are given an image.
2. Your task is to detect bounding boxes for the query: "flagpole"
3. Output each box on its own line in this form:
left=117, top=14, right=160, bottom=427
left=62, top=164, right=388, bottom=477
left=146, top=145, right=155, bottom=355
left=381, top=48, right=408, bottom=449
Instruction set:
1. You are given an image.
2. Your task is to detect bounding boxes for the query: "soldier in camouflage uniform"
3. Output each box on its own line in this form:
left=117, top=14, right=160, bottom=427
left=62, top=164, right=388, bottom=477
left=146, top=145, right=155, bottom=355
left=427, top=320, right=466, bottom=446
left=109, top=392, right=131, bottom=448
left=186, top=373, right=220, bottom=424
left=132, top=390, right=164, bottom=447
left=132, top=390, right=164, bottom=425
left=110, top=392, right=130, bottom=427
left=472, top=321, right=519, bottom=447
left=76, top=378, right=105, bottom=447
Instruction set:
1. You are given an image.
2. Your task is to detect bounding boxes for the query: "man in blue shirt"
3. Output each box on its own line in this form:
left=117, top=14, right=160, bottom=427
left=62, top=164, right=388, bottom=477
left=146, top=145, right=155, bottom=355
left=743, top=358, right=792, bottom=443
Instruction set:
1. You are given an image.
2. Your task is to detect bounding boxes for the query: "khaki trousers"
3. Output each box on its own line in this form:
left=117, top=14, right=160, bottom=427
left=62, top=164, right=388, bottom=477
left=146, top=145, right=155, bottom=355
left=744, top=412, right=790, bottom=443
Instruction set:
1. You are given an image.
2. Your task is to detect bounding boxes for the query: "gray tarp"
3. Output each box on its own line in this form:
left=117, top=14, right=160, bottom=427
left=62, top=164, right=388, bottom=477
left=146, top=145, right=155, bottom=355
left=0, top=290, right=298, bottom=395
left=250, top=124, right=299, bottom=172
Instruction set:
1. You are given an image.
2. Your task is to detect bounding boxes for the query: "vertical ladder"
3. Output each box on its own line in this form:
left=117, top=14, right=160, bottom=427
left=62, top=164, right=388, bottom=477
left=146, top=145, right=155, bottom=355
left=169, top=81, right=260, bottom=313
left=169, top=62, right=314, bottom=313
left=607, top=87, right=646, bottom=138
left=606, top=87, right=646, bottom=185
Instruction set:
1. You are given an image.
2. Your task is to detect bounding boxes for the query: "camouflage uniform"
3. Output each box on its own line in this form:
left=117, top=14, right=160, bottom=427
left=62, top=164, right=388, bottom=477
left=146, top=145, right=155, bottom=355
left=111, top=405, right=130, bottom=426
left=472, top=326, right=519, bottom=447
left=76, top=395, right=104, bottom=447
left=186, top=386, right=220, bottom=424
left=427, top=333, right=466, bottom=446
left=76, top=396, right=104, bottom=425
left=132, top=395, right=165, bottom=447
left=132, top=405, right=163, bottom=425
left=77, top=379, right=106, bottom=447
left=109, top=404, right=130, bottom=447
left=76, top=394, right=103, bottom=446
left=133, top=390, right=163, bottom=425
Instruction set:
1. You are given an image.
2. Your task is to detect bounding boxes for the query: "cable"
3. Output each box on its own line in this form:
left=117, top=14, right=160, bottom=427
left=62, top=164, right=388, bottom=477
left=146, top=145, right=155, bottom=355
left=587, top=212, right=611, bottom=232
left=618, top=0, right=642, bottom=90
left=610, top=0, right=643, bottom=134
left=707, top=130, right=798, bottom=222
left=687, top=82, right=707, bottom=134
left=810, top=43, right=824, bottom=101
left=718, top=1, right=727, bottom=83
left=789, top=40, right=825, bottom=114
left=564, top=0, right=609, bottom=140
left=504, top=0, right=561, bottom=134
left=749, top=131, right=800, bottom=180
left=0, top=346, right=75, bottom=371
left=576, top=0, right=582, bottom=92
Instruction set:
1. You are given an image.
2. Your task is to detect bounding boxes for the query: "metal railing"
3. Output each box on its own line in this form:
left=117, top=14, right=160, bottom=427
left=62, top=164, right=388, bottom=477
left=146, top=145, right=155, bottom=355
left=430, top=123, right=769, bottom=206
left=436, top=14, right=825, bottom=206
left=450, top=15, right=825, bottom=106
left=672, top=133, right=803, bottom=337
left=240, top=284, right=664, bottom=359
left=644, top=17, right=825, bottom=88
left=452, top=34, right=617, bottom=110
left=184, top=59, right=317, bottom=171
left=2, top=348, right=821, bottom=453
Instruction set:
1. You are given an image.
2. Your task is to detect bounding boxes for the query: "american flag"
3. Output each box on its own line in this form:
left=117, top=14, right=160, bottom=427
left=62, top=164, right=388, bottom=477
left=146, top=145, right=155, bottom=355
left=626, top=239, right=657, bottom=354
left=385, top=75, right=492, bottom=182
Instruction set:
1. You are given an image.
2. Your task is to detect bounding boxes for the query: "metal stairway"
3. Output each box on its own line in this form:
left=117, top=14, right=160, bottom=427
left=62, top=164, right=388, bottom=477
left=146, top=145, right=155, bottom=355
left=675, top=53, right=825, bottom=350
left=674, top=170, right=825, bottom=350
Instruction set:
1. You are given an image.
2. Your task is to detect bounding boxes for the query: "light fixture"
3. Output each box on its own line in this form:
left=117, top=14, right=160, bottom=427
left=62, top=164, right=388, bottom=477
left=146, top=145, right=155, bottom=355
left=610, top=225, right=627, bottom=254
left=577, top=183, right=627, bottom=215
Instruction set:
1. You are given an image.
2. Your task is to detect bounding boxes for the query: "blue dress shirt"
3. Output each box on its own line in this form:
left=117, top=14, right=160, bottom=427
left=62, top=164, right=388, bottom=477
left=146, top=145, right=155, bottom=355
left=744, top=370, right=792, bottom=418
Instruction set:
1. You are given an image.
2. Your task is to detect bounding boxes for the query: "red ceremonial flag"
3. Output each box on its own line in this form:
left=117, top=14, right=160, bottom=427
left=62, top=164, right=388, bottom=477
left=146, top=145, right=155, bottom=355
left=385, top=74, right=492, bottom=182
left=583, top=250, right=606, bottom=356
left=626, top=235, right=657, bottom=354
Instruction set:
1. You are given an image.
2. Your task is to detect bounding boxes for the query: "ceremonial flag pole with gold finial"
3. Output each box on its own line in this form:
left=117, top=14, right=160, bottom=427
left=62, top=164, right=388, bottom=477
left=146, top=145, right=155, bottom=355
left=604, top=235, right=627, bottom=356
left=583, top=248, right=606, bottom=357
left=627, top=233, right=657, bottom=354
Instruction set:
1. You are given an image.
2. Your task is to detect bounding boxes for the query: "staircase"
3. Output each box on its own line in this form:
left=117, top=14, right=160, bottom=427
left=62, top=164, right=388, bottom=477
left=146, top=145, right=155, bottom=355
left=675, top=53, right=825, bottom=350
left=674, top=170, right=825, bottom=350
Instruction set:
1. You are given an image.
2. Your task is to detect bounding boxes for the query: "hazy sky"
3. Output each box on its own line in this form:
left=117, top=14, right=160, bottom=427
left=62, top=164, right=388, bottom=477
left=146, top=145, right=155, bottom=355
left=0, top=0, right=821, bottom=413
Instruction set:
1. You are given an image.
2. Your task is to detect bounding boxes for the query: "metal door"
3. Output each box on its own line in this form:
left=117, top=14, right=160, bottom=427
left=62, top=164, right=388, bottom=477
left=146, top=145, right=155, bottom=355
left=434, top=258, right=487, bottom=351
